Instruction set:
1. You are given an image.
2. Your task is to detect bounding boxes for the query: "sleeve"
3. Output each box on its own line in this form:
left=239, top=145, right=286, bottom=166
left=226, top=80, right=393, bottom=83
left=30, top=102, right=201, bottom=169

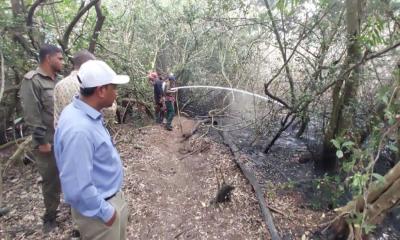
left=19, top=79, right=48, bottom=145
left=53, top=84, right=62, bottom=128
left=55, top=131, right=115, bottom=222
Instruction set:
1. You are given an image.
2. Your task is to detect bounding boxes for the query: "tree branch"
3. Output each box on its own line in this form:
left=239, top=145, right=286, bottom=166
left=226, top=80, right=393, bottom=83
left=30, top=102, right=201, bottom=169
left=0, top=49, right=5, bottom=104
left=26, top=0, right=46, bottom=49
left=263, top=0, right=296, bottom=105
left=365, top=40, right=400, bottom=61
left=60, top=0, right=100, bottom=54
left=264, top=82, right=290, bottom=109
left=88, top=1, right=105, bottom=53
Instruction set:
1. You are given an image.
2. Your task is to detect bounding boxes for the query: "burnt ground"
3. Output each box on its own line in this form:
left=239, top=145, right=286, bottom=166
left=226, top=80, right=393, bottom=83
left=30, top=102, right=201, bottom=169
left=0, top=117, right=399, bottom=239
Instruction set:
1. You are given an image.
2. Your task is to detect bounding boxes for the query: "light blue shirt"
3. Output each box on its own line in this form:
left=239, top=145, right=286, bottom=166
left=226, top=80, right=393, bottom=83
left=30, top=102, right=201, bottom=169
left=54, top=97, right=123, bottom=223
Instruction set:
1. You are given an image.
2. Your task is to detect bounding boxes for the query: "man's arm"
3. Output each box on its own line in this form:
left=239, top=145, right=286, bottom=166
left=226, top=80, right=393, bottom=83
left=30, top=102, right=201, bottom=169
left=20, top=78, right=48, bottom=146
left=54, top=131, right=115, bottom=223
left=53, top=83, right=63, bottom=128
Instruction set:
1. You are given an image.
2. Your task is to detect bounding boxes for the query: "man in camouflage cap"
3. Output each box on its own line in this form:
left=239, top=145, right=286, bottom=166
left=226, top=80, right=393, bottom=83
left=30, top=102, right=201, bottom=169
left=53, top=50, right=117, bottom=128
left=19, top=44, right=64, bottom=233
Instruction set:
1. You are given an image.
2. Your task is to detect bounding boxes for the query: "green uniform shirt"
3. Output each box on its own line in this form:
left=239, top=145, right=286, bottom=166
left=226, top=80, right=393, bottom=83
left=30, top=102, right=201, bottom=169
left=19, top=67, right=59, bottom=147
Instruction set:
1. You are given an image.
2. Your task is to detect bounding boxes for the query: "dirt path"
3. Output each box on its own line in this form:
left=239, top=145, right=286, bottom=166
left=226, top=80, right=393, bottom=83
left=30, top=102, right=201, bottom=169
left=1, top=118, right=268, bottom=239
left=120, top=119, right=267, bottom=239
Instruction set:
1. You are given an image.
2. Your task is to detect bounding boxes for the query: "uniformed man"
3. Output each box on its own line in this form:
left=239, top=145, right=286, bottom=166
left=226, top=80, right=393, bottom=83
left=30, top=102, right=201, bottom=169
left=19, top=44, right=64, bottom=233
left=163, top=75, right=177, bottom=130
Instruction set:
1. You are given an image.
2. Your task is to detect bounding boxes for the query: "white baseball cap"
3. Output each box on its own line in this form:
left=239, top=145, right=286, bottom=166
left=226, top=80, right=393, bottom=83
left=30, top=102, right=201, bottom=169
left=78, top=60, right=130, bottom=88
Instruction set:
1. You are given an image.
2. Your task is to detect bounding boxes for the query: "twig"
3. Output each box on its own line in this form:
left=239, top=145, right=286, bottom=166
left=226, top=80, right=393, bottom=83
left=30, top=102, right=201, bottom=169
left=112, top=129, right=122, bottom=143
left=266, top=204, right=286, bottom=216
left=0, top=136, right=29, bottom=150
left=174, top=226, right=195, bottom=239
left=3, top=136, right=32, bottom=174
left=0, top=49, right=4, bottom=103
left=176, top=90, right=183, bottom=134
left=178, top=145, right=210, bottom=160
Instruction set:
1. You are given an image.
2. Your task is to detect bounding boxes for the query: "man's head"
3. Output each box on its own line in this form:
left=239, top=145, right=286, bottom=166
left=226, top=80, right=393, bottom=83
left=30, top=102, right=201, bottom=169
left=39, top=44, right=64, bottom=73
left=72, top=50, right=95, bottom=70
left=168, top=75, right=176, bottom=81
left=78, top=60, right=129, bottom=109
left=148, top=72, right=158, bottom=84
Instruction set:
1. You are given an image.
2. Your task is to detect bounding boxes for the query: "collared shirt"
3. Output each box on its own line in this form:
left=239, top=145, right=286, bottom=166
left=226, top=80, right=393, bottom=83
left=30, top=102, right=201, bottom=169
left=54, top=97, right=123, bottom=222
left=20, top=67, right=58, bottom=146
left=53, top=71, right=117, bottom=127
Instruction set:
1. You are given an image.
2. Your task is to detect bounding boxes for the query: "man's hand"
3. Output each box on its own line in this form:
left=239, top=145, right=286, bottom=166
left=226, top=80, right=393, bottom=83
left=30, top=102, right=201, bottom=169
left=105, top=210, right=117, bottom=227
left=38, top=143, right=52, bottom=153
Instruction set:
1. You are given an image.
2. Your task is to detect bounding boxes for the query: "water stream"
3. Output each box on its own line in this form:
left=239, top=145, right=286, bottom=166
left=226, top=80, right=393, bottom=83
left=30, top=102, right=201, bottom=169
left=171, top=85, right=283, bottom=106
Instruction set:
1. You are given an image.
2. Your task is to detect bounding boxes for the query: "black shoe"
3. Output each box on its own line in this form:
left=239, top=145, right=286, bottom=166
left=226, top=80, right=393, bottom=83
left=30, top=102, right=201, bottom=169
left=166, top=126, right=173, bottom=131
left=43, top=218, right=57, bottom=233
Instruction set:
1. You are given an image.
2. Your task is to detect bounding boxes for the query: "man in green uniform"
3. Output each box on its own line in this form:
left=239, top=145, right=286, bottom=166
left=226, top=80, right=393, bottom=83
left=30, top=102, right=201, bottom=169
left=163, top=75, right=177, bottom=130
left=19, top=44, right=64, bottom=233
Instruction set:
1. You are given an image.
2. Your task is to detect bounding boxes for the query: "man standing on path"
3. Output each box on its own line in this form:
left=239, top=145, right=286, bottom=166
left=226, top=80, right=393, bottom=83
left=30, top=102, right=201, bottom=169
left=19, top=44, right=64, bottom=233
left=163, top=75, right=177, bottom=130
left=55, top=60, right=129, bottom=240
left=53, top=50, right=117, bottom=127
left=148, top=72, right=165, bottom=124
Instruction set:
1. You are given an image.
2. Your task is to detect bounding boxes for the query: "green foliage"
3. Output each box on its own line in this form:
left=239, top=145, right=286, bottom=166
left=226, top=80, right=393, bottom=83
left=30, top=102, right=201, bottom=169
left=359, top=15, right=386, bottom=48
left=330, top=138, right=355, bottom=160
left=307, top=175, right=346, bottom=210
left=276, top=0, right=301, bottom=15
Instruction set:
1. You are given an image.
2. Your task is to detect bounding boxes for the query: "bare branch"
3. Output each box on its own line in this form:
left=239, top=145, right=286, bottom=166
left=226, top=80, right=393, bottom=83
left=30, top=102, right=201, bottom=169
left=264, top=82, right=290, bottom=109
left=0, top=49, right=5, bottom=103
left=60, top=0, right=100, bottom=54
left=263, top=0, right=296, bottom=104
left=88, top=0, right=105, bottom=53
left=26, top=0, right=45, bottom=28
left=26, top=0, right=46, bottom=49
left=365, top=40, right=400, bottom=61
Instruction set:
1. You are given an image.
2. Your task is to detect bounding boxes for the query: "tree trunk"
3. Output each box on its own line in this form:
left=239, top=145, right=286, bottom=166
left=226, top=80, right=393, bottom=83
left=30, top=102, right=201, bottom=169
left=319, top=0, right=365, bottom=172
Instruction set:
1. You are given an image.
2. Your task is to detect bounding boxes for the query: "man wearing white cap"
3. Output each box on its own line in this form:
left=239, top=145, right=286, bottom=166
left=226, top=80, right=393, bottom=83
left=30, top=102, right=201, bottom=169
left=54, top=60, right=129, bottom=240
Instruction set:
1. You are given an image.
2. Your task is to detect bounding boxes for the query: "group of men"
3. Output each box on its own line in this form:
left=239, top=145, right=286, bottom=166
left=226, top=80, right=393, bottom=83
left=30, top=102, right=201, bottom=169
left=148, top=72, right=177, bottom=130
left=19, top=44, right=129, bottom=239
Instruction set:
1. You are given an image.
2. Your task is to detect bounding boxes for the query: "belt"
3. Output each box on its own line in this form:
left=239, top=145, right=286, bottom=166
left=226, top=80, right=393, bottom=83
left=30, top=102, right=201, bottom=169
left=104, top=192, right=117, bottom=201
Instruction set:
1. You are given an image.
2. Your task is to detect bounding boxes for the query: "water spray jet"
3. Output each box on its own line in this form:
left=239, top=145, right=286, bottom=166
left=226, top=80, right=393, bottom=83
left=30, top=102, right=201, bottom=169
left=171, top=85, right=283, bottom=106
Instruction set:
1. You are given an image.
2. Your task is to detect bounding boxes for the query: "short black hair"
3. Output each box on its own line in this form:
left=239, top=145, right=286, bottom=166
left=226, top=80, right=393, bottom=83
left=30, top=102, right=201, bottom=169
left=39, top=44, right=62, bottom=63
left=77, top=74, right=96, bottom=96
left=72, top=50, right=95, bottom=69
left=80, top=87, right=97, bottom=96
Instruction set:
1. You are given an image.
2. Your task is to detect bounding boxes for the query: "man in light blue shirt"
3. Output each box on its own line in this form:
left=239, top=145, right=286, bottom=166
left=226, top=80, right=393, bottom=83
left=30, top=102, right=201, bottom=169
left=55, top=60, right=129, bottom=240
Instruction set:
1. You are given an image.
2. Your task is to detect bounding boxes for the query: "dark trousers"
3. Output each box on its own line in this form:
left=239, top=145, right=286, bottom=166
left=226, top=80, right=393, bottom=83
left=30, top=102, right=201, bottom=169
left=154, top=102, right=164, bottom=124
left=165, top=101, right=174, bottom=128
left=33, top=150, right=61, bottom=220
